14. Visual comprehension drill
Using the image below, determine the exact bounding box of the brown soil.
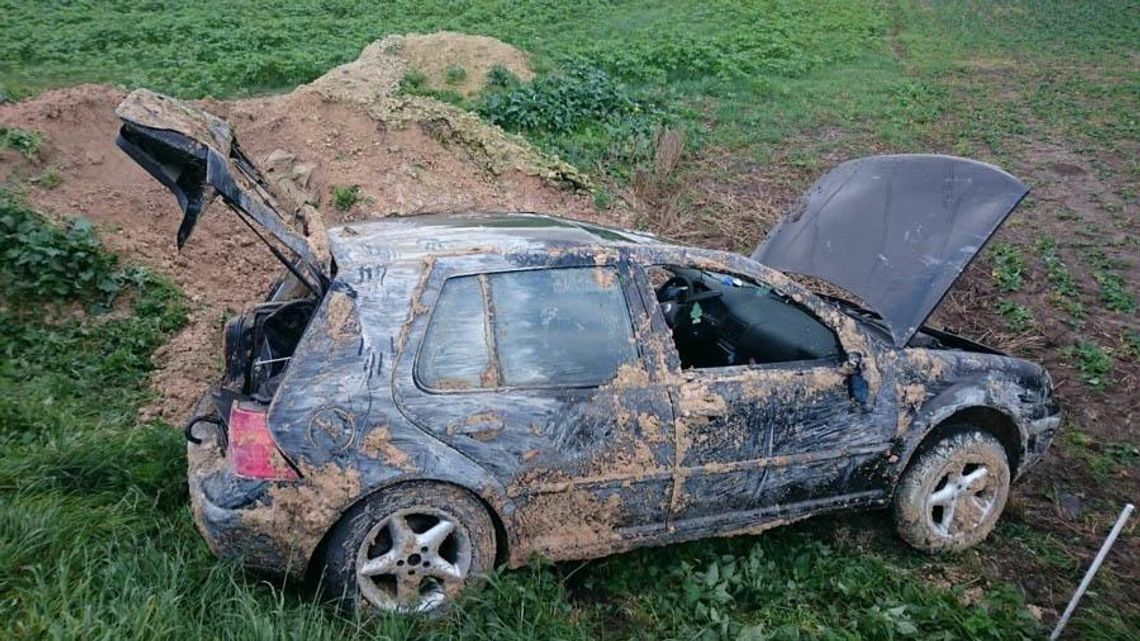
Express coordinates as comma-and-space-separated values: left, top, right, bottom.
0, 34, 616, 422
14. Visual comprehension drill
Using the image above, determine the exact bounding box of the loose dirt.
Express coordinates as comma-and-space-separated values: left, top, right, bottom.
0, 34, 619, 421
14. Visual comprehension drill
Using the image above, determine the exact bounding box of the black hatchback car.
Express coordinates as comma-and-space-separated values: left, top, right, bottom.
117, 90, 1060, 613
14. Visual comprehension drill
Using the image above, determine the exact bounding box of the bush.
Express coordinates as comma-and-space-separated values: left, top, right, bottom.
477, 62, 647, 133
0, 190, 121, 303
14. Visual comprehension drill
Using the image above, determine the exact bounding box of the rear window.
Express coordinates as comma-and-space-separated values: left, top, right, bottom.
417, 267, 637, 390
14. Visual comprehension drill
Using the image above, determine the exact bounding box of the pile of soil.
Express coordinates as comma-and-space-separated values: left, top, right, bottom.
400, 32, 535, 96
0, 33, 618, 421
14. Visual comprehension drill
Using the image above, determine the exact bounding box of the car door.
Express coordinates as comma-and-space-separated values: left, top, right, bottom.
629, 248, 895, 534
392, 251, 677, 562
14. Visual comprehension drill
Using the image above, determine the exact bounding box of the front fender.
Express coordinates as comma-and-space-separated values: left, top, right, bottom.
892, 375, 1030, 482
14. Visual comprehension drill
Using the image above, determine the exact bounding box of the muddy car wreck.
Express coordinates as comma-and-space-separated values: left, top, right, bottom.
116, 89, 1060, 614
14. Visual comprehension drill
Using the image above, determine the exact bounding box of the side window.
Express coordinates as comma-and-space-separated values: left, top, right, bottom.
417, 267, 637, 390
418, 276, 492, 389
648, 265, 842, 369
490, 267, 636, 387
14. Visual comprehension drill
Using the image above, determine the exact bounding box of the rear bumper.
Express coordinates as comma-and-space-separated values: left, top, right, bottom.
186, 424, 307, 578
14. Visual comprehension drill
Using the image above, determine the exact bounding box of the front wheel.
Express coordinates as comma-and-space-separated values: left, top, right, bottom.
893, 429, 1011, 553
317, 482, 496, 614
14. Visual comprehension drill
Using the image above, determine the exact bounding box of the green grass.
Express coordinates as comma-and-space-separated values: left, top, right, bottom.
1061, 429, 1139, 485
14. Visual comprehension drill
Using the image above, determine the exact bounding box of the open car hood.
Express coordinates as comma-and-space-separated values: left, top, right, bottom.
115, 89, 328, 292
753, 155, 1028, 347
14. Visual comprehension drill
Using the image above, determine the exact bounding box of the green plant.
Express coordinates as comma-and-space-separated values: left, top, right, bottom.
31, 168, 62, 189
331, 184, 361, 211
0, 126, 44, 158
1093, 271, 1135, 313
1036, 236, 1086, 325
486, 64, 522, 90
990, 242, 1025, 292
1081, 247, 1136, 313
401, 68, 427, 92
445, 64, 468, 85
995, 299, 1034, 332
1122, 328, 1140, 361
1066, 341, 1114, 391
476, 61, 673, 176
593, 186, 614, 211
0, 190, 121, 303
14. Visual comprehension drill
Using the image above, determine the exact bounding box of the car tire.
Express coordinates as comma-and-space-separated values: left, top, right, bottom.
892, 429, 1011, 553
316, 481, 496, 615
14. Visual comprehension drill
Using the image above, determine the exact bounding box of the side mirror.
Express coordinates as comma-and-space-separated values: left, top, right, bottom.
843, 352, 870, 407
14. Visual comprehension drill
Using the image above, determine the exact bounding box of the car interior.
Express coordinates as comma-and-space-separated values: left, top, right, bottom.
649, 265, 843, 369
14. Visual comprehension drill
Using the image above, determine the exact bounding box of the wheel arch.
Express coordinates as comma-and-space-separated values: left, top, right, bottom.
897, 405, 1025, 484
304, 475, 519, 585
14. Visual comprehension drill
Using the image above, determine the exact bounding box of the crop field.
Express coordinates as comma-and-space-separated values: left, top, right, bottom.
1, 1, 1137, 640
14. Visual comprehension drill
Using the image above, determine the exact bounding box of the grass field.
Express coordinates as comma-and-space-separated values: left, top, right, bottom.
2, 1, 1137, 639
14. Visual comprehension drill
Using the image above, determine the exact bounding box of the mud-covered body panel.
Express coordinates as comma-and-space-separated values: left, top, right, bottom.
888, 347, 1059, 480
184, 213, 1058, 578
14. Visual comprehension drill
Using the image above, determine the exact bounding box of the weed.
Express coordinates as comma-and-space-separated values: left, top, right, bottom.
1081, 248, 1136, 313
30, 168, 62, 189
989, 242, 1025, 292
401, 69, 427, 92
0, 190, 121, 303
487, 64, 522, 90
1093, 271, 1135, 313
1062, 429, 1139, 483
1122, 328, 1140, 361
1065, 341, 1114, 391
593, 186, 614, 211
1091, 442, 1139, 482
995, 299, 1034, 332
1036, 236, 1086, 324
0, 126, 44, 158
331, 184, 361, 211
476, 62, 672, 176
445, 64, 468, 85
998, 521, 1075, 572
587, 533, 1041, 639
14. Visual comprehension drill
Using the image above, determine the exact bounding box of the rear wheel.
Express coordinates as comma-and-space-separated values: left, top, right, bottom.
893, 429, 1011, 553
317, 482, 496, 614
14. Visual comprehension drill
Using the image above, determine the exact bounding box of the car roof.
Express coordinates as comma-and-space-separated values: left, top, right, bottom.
327, 212, 666, 267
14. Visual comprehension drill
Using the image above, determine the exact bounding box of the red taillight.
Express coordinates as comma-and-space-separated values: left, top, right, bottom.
228, 403, 299, 480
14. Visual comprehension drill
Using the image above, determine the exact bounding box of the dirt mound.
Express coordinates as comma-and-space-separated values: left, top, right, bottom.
300, 34, 583, 188
0, 34, 617, 422
400, 32, 534, 96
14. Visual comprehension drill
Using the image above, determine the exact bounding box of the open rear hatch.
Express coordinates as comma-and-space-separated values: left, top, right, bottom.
754, 154, 1028, 347
115, 89, 330, 294
118, 91, 333, 468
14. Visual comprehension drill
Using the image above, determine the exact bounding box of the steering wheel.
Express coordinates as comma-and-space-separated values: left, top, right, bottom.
657, 274, 722, 329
